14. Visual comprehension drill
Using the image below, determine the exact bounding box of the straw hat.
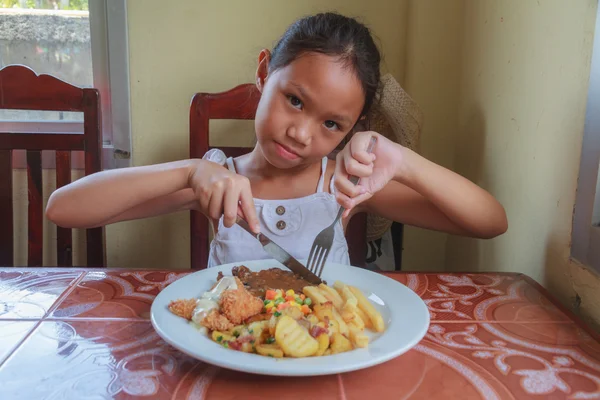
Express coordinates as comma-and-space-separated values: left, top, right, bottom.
354, 73, 424, 242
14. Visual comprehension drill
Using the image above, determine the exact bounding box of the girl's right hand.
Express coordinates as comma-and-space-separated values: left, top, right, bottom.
188, 159, 260, 233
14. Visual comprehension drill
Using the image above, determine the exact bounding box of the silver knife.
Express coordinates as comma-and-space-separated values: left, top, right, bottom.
235, 216, 323, 284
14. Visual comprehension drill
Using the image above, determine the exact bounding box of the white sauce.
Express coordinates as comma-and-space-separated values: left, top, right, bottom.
191, 276, 238, 325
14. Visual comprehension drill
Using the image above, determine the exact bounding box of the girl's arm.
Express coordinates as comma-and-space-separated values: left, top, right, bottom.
337, 133, 508, 238
46, 160, 199, 229
364, 148, 507, 238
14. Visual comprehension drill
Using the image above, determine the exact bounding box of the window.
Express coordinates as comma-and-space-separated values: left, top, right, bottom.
572, 3, 600, 271
0, 0, 131, 169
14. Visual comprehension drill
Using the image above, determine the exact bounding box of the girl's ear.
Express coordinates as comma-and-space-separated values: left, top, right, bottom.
256, 49, 271, 93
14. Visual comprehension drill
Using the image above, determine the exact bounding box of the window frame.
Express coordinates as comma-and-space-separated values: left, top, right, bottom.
572, 3, 600, 271
0, 0, 131, 170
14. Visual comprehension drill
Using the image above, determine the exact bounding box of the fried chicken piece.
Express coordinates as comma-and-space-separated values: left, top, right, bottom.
201, 308, 234, 331
219, 282, 264, 324
168, 298, 197, 320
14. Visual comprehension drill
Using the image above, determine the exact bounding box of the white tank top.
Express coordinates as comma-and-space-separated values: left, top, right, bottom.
203, 149, 350, 268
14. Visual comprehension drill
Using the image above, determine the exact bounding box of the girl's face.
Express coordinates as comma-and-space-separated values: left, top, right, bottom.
254, 51, 365, 169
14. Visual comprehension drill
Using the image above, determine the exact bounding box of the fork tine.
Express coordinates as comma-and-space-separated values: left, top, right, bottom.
316, 247, 330, 277
307, 243, 320, 273
312, 246, 325, 278
312, 246, 325, 274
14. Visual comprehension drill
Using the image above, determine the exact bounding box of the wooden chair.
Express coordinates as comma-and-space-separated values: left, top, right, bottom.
0, 65, 104, 267
189, 83, 367, 270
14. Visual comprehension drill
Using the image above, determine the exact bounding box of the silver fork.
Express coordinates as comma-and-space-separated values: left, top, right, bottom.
306, 136, 377, 277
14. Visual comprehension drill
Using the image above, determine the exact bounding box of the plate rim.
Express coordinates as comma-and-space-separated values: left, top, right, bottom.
150, 259, 430, 376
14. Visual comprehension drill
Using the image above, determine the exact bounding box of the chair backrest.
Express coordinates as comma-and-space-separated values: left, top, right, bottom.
189, 83, 367, 270
0, 65, 104, 267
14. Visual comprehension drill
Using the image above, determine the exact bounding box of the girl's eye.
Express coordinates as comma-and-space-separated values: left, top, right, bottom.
324, 120, 339, 131
288, 95, 302, 109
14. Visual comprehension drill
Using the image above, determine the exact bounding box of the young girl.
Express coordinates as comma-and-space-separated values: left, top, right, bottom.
46, 12, 507, 268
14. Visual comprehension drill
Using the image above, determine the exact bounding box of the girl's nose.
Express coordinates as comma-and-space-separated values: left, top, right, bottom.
287, 119, 312, 146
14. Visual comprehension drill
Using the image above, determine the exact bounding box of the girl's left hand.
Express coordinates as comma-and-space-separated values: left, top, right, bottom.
334, 131, 401, 216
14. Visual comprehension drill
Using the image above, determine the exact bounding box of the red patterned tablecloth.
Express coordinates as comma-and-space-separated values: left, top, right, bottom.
0, 268, 599, 399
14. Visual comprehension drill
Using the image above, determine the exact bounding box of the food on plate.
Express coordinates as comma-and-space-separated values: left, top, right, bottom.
168, 265, 385, 358
217, 265, 316, 297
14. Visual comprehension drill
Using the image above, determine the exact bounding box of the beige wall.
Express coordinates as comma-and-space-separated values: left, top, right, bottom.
400, 0, 465, 271
444, 0, 600, 329
105, 0, 410, 269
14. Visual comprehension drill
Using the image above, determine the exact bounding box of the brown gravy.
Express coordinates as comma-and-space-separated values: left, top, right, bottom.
217, 265, 316, 298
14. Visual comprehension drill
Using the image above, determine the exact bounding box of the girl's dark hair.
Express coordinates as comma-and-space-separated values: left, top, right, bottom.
269, 12, 381, 117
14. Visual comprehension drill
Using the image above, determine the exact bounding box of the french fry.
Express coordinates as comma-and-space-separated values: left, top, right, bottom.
330, 332, 353, 354
333, 281, 355, 301
336, 281, 374, 330
315, 333, 329, 356
341, 298, 358, 322
334, 282, 360, 311
303, 286, 328, 305
331, 307, 349, 336
348, 326, 369, 348
355, 307, 372, 330
313, 302, 334, 323
318, 284, 344, 309
349, 286, 385, 332
348, 310, 365, 330
256, 344, 284, 358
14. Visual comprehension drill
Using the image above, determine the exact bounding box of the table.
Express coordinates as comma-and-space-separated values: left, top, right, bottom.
1, 268, 599, 399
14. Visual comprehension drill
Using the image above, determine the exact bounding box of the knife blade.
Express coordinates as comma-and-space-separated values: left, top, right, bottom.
235, 216, 323, 285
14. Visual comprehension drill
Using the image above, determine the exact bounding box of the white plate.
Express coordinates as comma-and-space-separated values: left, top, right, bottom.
151, 259, 430, 376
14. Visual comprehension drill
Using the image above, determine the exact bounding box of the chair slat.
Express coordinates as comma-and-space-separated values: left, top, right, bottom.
0, 150, 14, 266
86, 228, 104, 267
55, 151, 72, 266
0, 132, 85, 151
27, 150, 43, 266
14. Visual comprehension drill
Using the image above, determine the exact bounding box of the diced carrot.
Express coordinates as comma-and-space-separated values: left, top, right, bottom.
285, 295, 295, 302
301, 305, 310, 314
277, 303, 290, 311
266, 290, 277, 300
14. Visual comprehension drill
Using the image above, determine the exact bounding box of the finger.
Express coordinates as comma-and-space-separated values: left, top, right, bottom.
222, 184, 239, 228
336, 192, 373, 217
239, 182, 260, 233
344, 156, 373, 178
334, 174, 367, 198
351, 149, 374, 165
335, 192, 354, 211
198, 189, 211, 216
207, 185, 225, 221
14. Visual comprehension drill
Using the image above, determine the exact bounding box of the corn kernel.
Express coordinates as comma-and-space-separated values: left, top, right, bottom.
265, 303, 274, 310
285, 289, 295, 297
